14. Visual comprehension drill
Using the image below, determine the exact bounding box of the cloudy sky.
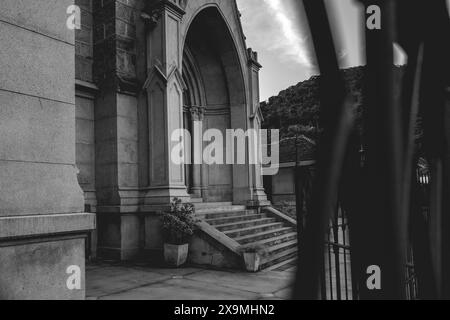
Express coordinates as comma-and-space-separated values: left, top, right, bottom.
236, 0, 365, 101
236, 0, 450, 101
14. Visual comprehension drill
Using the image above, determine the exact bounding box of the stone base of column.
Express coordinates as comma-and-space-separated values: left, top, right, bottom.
190, 187, 203, 199
248, 188, 271, 208
97, 213, 141, 261
232, 187, 252, 205
143, 212, 164, 262
0, 213, 95, 300
143, 186, 191, 210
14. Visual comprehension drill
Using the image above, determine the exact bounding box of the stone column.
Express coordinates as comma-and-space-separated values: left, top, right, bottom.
142, 0, 190, 208
93, 0, 141, 260
0, 0, 95, 299
189, 106, 206, 199
247, 49, 270, 207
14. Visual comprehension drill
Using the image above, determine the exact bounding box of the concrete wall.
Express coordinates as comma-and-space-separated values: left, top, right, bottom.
75, 0, 95, 205
74, 0, 98, 259
267, 165, 296, 217
271, 166, 296, 204
92, 0, 142, 260
76, 94, 97, 211
264, 162, 315, 218
0, 0, 95, 299
76, 0, 94, 82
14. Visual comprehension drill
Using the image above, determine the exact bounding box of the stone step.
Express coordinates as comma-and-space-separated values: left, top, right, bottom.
198, 210, 256, 220
215, 218, 278, 232
194, 202, 233, 209
197, 206, 298, 273
190, 198, 204, 204
244, 232, 298, 249
263, 256, 298, 272
261, 246, 298, 269
265, 239, 297, 256
224, 222, 285, 239
195, 204, 246, 214
205, 214, 265, 226
261, 251, 298, 271
234, 227, 294, 245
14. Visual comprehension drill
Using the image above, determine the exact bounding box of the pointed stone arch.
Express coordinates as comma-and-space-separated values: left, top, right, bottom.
181, 5, 251, 203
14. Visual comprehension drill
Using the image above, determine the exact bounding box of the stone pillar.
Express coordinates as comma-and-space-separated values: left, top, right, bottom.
93, 0, 141, 260
0, 0, 95, 299
142, 0, 190, 208
247, 49, 270, 207
189, 106, 205, 199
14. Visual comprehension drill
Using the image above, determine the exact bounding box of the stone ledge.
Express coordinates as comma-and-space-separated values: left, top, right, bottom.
263, 206, 297, 227
0, 213, 96, 240
196, 220, 241, 256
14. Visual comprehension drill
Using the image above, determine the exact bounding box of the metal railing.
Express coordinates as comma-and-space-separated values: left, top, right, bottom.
321, 206, 354, 300
293, 0, 449, 300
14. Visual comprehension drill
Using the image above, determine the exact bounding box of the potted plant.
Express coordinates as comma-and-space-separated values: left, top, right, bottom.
238, 243, 269, 272
161, 198, 196, 267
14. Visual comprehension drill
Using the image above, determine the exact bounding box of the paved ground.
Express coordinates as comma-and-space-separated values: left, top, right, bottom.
86, 261, 296, 300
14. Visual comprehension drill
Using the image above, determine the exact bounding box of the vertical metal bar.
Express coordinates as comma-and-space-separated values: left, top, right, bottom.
342, 211, 350, 300
411, 173, 436, 299
294, 0, 353, 300
429, 159, 443, 298
401, 43, 424, 298
404, 0, 450, 299
320, 248, 327, 300
401, 43, 424, 211
359, 0, 406, 299
327, 228, 334, 300
294, 136, 305, 237
333, 207, 342, 300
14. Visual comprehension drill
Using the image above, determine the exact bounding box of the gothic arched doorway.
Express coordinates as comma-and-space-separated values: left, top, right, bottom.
182, 6, 247, 203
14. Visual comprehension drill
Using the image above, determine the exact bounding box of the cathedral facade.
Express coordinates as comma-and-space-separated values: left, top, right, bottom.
0, 0, 268, 299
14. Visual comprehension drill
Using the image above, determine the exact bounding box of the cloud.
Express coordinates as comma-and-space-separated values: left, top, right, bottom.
237, 0, 313, 67
262, 0, 312, 66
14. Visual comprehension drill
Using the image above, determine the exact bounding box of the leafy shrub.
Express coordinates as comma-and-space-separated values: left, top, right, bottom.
161, 198, 197, 245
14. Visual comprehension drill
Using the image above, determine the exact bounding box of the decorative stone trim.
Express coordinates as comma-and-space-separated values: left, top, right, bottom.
189, 106, 206, 121
0, 213, 95, 240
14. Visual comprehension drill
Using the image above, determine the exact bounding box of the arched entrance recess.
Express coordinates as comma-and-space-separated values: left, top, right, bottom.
182, 7, 248, 203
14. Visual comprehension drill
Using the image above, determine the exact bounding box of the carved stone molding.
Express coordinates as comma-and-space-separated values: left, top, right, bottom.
143, 65, 187, 93
189, 106, 206, 121
142, 0, 186, 23
247, 48, 262, 69
140, 9, 163, 31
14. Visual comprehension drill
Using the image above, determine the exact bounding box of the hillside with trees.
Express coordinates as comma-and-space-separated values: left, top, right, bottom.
261, 66, 406, 162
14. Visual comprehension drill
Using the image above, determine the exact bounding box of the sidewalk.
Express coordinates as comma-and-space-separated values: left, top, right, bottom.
86, 262, 295, 300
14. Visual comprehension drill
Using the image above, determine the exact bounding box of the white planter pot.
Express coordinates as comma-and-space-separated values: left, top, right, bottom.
164, 243, 189, 267
243, 252, 260, 272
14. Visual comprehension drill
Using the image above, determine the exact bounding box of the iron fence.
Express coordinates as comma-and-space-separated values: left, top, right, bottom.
294, 0, 449, 300
317, 166, 431, 300
321, 206, 354, 300
405, 246, 419, 300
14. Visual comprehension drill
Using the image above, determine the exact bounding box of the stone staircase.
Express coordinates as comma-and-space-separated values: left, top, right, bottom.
194, 202, 298, 272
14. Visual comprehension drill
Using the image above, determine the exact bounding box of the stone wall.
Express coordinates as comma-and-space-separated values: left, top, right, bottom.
0, 0, 95, 299
69, 0, 265, 262
74, 0, 96, 208
76, 0, 95, 82
92, 0, 142, 260
264, 162, 315, 219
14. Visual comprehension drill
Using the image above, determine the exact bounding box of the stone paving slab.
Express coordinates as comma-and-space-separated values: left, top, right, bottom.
273, 286, 294, 300
96, 278, 258, 300
185, 270, 293, 294
87, 266, 173, 298
86, 263, 295, 300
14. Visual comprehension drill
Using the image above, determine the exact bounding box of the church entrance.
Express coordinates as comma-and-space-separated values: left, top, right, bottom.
181, 8, 247, 203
